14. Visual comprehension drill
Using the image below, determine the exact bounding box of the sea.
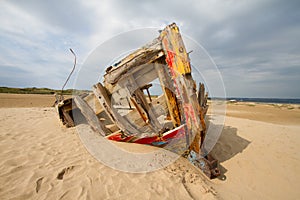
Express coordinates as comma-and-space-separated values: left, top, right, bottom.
211, 98, 300, 104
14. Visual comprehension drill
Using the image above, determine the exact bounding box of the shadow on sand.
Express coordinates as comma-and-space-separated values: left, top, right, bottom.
207, 121, 251, 180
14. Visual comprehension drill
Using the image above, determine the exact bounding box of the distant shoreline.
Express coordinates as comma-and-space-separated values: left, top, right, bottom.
1, 87, 299, 104
210, 97, 300, 104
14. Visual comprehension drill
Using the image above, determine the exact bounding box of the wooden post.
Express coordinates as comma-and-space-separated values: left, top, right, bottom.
155, 63, 182, 127
160, 23, 203, 153
140, 84, 153, 102
126, 96, 132, 109
198, 83, 205, 107
125, 76, 163, 132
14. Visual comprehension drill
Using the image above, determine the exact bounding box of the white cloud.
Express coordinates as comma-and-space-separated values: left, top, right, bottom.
0, 0, 299, 97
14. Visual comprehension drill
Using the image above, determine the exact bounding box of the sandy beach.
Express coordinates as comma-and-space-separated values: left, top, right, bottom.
0, 93, 299, 199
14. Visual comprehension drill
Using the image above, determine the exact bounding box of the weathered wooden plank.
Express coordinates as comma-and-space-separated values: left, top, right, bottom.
159, 23, 191, 76
74, 96, 109, 136
110, 39, 161, 72
203, 92, 209, 116
93, 83, 140, 135
104, 38, 163, 85
141, 84, 153, 102
129, 97, 149, 124
104, 60, 162, 95
133, 64, 157, 88
109, 63, 157, 104
150, 94, 169, 116
59, 98, 73, 112
109, 87, 131, 110
105, 124, 119, 133
160, 23, 203, 153
198, 83, 205, 107
125, 94, 169, 127
83, 93, 104, 115
155, 63, 182, 127
61, 107, 75, 127
124, 75, 163, 132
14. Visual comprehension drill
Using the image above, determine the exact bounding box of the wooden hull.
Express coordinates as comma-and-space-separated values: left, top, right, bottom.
56, 23, 219, 179
106, 124, 186, 146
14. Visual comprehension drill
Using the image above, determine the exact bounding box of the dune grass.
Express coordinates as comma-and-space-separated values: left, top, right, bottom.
0, 87, 88, 95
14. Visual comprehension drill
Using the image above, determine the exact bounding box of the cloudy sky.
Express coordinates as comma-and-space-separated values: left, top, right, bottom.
0, 0, 299, 98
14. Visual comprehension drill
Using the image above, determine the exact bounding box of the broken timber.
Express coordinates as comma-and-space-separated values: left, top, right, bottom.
56, 23, 219, 179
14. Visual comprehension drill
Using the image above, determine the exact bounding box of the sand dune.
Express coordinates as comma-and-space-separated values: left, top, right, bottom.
0, 93, 299, 199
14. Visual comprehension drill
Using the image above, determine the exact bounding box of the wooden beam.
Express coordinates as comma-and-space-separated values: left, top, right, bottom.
61, 107, 74, 127
83, 93, 104, 115
125, 94, 166, 117
129, 97, 149, 124
93, 83, 140, 135
198, 83, 205, 107
104, 39, 163, 85
74, 96, 109, 136
155, 63, 182, 127
124, 94, 169, 129
159, 23, 191, 76
124, 75, 163, 132
133, 64, 157, 90
105, 124, 119, 133
160, 23, 204, 153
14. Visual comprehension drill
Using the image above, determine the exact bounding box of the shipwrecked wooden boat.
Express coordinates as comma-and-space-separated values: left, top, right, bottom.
56, 23, 220, 178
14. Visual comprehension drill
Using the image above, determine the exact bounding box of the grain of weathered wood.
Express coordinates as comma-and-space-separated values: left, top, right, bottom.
198, 83, 205, 107
61, 107, 75, 127
105, 124, 119, 133
93, 83, 140, 135
83, 93, 104, 115
123, 95, 169, 132
160, 23, 203, 153
74, 96, 109, 136
129, 97, 149, 124
155, 63, 182, 127
104, 39, 163, 85
125, 76, 163, 132
132, 64, 157, 88
160, 23, 191, 75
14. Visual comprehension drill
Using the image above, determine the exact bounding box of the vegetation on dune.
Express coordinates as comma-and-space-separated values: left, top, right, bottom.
0, 87, 89, 95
